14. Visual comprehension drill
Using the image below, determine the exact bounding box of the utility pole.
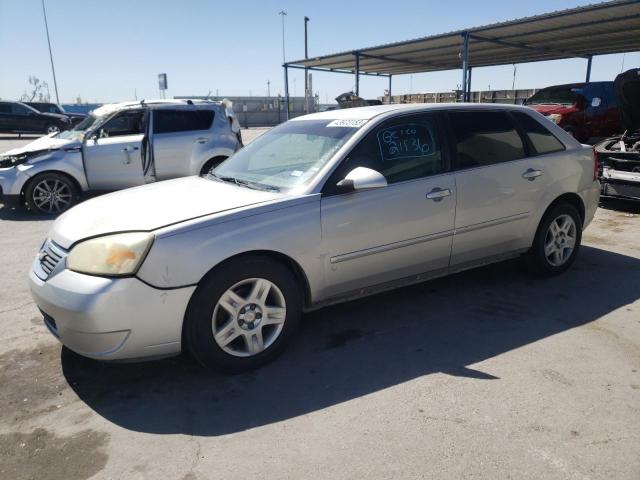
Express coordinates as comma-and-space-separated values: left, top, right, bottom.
278, 10, 287, 64
267, 80, 271, 97
41, 0, 60, 104
304, 16, 309, 113
512, 64, 517, 90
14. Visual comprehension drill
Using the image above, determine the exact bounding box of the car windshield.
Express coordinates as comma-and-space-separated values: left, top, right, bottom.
210, 118, 364, 191
526, 87, 580, 106
54, 113, 104, 140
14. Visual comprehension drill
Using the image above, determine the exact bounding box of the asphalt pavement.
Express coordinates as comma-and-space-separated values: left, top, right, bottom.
0, 132, 639, 480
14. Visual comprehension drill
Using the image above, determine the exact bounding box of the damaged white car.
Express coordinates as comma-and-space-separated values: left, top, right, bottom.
596, 68, 640, 201
0, 99, 242, 214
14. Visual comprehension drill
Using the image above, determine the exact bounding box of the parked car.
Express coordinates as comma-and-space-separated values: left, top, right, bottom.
29, 103, 599, 371
0, 99, 242, 214
0, 100, 71, 135
25, 102, 88, 127
524, 81, 620, 142
595, 68, 640, 201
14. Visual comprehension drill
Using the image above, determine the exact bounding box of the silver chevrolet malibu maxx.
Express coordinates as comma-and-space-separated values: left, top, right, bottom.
29, 104, 600, 371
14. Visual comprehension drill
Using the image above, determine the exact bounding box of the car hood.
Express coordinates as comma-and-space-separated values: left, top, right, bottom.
41, 112, 68, 121
615, 68, 640, 132
50, 176, 284, 249
1, 135, 76, 157
528, 104, 577, 115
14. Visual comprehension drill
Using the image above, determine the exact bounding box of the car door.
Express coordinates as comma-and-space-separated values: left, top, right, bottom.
448, 110, 553, 267
151, 108, 215, 179
82, 110, 145, 190
320, 112, 456, 298
10, 103, 36, 132
0, 103, 12, 132
582, 83, 607, 138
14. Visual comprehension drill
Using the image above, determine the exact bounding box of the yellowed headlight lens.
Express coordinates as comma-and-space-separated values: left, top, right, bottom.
67, 232, 154, 276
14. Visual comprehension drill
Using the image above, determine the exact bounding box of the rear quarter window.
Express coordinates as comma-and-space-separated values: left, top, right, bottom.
154, 109, 214, 134
513, 112, 565, 155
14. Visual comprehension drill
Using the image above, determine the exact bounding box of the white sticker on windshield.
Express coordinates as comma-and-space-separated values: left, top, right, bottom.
290, 170, 303, 177
326, 119, 368, 128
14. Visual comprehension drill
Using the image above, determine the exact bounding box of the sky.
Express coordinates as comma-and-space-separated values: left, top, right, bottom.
1, 0, 638, 104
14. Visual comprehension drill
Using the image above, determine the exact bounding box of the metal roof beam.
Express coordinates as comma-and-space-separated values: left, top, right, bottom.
359, 52, 448, 70
469, 33, 589, 59
284, 63, 390, 77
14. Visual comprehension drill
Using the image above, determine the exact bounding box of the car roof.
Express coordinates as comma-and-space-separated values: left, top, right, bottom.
293, 102, 535, 121
92, 99, 221, 117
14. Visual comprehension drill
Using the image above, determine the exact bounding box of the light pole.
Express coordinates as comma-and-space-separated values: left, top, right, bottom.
41, 0, 60, 104
304, 16, 309, 112
279, 10, 289, 119
278, 10, 287, 64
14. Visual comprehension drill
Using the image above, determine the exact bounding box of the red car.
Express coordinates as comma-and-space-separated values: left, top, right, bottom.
524, 81, 620, 143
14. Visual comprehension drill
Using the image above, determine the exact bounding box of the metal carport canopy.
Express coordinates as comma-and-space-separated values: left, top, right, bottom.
285, 0, 640, 87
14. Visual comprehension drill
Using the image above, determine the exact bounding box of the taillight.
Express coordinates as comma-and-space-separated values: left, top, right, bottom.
592, 146, 599, 181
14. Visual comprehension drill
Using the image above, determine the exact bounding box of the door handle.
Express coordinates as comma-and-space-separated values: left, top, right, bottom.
195, 137, 208, 144
426, 187, 452, 201
121, 146, 138, 165
522, 168, 543, 181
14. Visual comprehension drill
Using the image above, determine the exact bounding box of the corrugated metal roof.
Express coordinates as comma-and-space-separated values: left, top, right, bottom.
287, 0, 640, 76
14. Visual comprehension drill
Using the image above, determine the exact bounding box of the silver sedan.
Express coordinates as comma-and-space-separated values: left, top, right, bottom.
29, 103, 600, 371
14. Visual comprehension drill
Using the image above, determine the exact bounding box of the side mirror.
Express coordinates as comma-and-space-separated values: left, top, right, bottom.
591, 97, 602, 107
336, 167, 387, 193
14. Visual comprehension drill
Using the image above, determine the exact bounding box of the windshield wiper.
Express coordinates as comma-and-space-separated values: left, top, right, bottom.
210, 173, 279, 192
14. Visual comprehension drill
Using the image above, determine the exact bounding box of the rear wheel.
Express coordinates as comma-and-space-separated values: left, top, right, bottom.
185, 255, 302, 371
46, 124, 60, 135
24, 172, 77, 215
525, 203, 582, 275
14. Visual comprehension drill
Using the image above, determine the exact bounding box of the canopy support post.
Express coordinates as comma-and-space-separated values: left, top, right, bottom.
354, 52, 360, 96
585, 55, 593, 82
467, 67, 473, 101
461, 32, 469, 102
283, 64, 290, 121
388, 75, 392, 104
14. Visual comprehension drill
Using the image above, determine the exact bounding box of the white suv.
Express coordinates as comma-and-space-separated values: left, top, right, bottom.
0, 99, 242, 214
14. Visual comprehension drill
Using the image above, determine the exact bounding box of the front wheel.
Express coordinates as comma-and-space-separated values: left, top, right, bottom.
525, 203, 582, 275
24, 173, 77, 215
185, 255, 302, 371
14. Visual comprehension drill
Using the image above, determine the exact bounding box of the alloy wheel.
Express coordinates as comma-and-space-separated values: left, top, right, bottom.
212, 277, 287, 357
544, 214, 577, 267
47, 125, 60, 134
32, 179, 72, 213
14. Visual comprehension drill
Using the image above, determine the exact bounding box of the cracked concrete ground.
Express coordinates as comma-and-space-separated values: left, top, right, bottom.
1, 134, 639, 479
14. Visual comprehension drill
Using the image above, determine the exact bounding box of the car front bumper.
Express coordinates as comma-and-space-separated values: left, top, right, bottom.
29, 264, 196, 361
0, 167, 29, 205
601, 168, 640, 201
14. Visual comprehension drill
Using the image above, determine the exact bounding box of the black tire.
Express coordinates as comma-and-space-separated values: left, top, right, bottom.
525, 203, 582, 276
24, 172, 78, 215
199, 156, 227, 176
45, 124, 61, 135
185, 255, 302, 372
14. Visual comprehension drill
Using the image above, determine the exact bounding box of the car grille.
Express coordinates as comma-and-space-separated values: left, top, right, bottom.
38, 239, 67, 279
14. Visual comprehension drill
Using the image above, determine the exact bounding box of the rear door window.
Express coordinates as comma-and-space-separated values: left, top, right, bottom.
153, 109, 214, 134
449, 111, 525, 168
513, 112, 565, 155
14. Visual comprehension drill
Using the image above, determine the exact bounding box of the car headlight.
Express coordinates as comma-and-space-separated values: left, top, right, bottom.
67, 232, 154, 276
547, 114, 562, 124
